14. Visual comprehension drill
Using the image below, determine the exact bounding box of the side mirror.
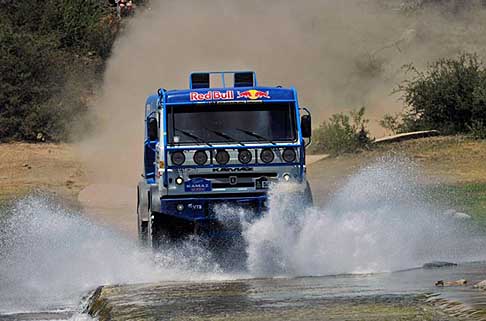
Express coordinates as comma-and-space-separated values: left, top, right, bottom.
148, 118, 158, 141
301, 114, 312, 138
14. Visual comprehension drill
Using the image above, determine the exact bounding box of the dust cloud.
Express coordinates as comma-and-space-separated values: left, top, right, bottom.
79, 0, 486, 186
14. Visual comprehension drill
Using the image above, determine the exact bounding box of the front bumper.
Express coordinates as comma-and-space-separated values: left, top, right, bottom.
159, 194, 267, 222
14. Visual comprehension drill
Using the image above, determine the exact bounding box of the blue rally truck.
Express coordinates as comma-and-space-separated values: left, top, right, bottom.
137, 71, 312, 247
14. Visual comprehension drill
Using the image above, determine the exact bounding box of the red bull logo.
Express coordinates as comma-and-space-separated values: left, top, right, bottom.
190, 90, 234, 101
237, 90, 270, 100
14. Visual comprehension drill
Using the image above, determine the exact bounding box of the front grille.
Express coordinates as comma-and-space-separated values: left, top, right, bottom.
162, 192, 266, 199
189, 172, 276, 189
208, 200, 262, 217
212, 182, 255, 189
189, 172, 277, 179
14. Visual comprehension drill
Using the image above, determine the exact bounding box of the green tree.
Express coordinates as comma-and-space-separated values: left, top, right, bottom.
0, 0, 118, 142
398, 53, 486, 135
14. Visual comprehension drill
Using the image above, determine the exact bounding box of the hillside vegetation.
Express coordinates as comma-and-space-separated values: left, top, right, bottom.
0, 0, 119, 142
311, 53, 486, 156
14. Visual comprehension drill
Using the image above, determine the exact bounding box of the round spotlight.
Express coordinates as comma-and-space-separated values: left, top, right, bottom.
215, 150, 230, 165
193, 150, 208, 165
238, 149, 252, 164
283, 173, 291, 182
171, 151, 185, 166
176, 204, 185, 212
282, 148, 297, 163
260, 149, 275, 164
175, 177, 184, 185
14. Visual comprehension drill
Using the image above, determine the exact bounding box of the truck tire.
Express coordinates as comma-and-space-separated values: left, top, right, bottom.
137, 188, 149, 246
137, 210, 148, 246
149, 212, 196, 248
148, 211, 164, 248
303, 180, 313, 207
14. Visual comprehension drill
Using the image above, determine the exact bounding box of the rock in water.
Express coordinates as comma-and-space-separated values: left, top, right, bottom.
435, 279, 467, 287
454, 212, 471, 220
423, 261, 458, 269
473, 280, 486, 290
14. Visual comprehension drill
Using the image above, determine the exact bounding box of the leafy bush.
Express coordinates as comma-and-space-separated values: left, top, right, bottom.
312, 107, 372, 156
396, 53, 486, 136
379, 113, 402, 135
0, 0, 118, 142
468, 120, 486, 139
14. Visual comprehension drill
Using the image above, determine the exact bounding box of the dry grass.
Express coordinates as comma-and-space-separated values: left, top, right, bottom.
0, 143, 88, 202
309, 136, 486, 187
372, 136, 486, 184
307, 135, 486, 224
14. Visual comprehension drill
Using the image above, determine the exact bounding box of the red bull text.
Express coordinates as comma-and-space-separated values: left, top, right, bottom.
190, 90, 234, 101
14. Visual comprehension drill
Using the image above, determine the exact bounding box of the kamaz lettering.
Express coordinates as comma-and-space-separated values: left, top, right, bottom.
212, 167, 254, 172
138, 71, 313, 248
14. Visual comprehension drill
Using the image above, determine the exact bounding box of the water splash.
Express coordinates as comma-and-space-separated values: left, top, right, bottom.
243, 157, 486, 277
0, 196, 225, 315
2, 157, 486, 317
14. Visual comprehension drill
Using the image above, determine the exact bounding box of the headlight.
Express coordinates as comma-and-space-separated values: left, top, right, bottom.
171, 151, 185, 166
260, 149, 275, 164
215, 150, 230, 165
238, 149, 252, 164
175, 177, 184, 185
193, 150, 208, 165
282, 148, 297, 163
282, 173, 291, 181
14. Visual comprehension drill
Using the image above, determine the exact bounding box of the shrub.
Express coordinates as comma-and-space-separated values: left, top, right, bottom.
379, 113, 402, 135
397, 53, 486, 135
312, 107, 372, 156
468, 120, 486, 139
0, 0, 118, 142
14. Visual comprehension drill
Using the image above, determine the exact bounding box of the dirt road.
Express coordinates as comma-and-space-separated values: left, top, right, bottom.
0, 143, 87, 202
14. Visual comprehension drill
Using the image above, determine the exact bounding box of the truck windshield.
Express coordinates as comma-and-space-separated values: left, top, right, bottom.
168, 103, 297, 145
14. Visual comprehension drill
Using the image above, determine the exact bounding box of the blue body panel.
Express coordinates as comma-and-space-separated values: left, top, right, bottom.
165, 87, 295, 105
142, 71, 307, 225
160, 194, 266, 221
143, 94, 159, 184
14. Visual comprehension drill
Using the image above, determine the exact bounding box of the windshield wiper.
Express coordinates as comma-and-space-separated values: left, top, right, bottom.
175, 129, 213, 147
205, 129, 245, 146
236, 128, 275, 145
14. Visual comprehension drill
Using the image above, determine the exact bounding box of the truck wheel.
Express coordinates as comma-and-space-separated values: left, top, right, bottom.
137, 189, 148, 246
148, 212, 176, 248
137, 216, 148, 246
304, 180, 313, 207
149, 213, 194, 248
148, 211, 162, 248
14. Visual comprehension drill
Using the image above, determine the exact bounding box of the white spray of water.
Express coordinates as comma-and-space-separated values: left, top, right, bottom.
0, 196, 228, 315
1, 158, 486, 317
243, 158, 486, 277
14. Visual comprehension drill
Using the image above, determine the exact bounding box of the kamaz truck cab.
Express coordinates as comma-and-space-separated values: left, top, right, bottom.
137, 71, 312, 247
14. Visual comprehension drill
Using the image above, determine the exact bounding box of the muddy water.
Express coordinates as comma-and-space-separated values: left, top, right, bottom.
1, 159, 486, 320
87, 263, 486, 321
2, 263, 486, 320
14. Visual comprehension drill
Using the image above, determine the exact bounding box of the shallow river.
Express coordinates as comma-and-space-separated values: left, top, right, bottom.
1, 160, 486, 320
2, 263, 486, 320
